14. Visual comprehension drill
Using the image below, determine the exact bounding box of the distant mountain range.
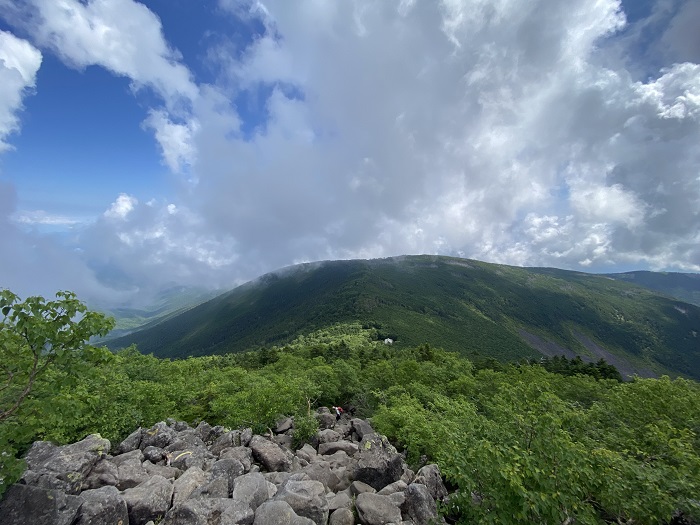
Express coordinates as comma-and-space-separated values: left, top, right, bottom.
106, 256, 700, 380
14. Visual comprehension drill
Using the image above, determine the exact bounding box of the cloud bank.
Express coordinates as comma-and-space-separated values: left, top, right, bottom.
1, 0, 700, 305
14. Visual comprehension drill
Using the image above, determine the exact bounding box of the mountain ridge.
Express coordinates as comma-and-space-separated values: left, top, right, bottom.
108, 255, 700, 380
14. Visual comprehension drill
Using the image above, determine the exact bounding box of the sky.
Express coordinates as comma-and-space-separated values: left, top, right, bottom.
1, 0, 700, 308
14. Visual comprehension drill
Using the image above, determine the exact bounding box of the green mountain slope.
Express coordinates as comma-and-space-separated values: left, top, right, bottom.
606, 270, 700, 307
108, 256, 700, 379
96, 286, 220, 339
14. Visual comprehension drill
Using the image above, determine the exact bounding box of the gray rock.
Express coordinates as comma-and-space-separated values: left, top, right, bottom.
122, 474, 174, 525
276, 417, 294, 434
414, 464, 448, 500
76, 485, 128, 525
114, 456, 150, 490
110, 448, 144, 466
142, 460, 181, 480
163, 497, 254, 525
273, 433, 294, 450
172, 466, 208, 505
350, 480, 376, 496
220, 446, 254, 471
195, 421, 214, 442
296, 444, 317, 463
377, 480, 408, 495
249, 435, 292, 472
117, 428, 143, 453
274, 479, 328, 525
210, 458, 245, 494
316, 429, 341, 444
169, 446, 216, 471
141, 422, 178, 450
143, 445, 167, 463
188, 475, 229, 499
328, 491, 353, 511
318, 440, 359, 456
301, 462, 341, 492
232, 472, 271, 511
352, 434, 403, 490
316, 412, 336, 430
253, 500, 316, 525
355, 493, 402, 525
402, 482, 441, 524
322, 450, 353, 469
241, 428, 254, 447
211, 430, 241, 456
329, 507, 355, 525
21, 434, 110, 494
351, 419, 374, 441
82, 458, 119, 489
0, 484, 82, 525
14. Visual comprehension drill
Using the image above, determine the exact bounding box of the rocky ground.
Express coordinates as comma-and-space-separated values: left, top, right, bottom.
0, 407, 449, 524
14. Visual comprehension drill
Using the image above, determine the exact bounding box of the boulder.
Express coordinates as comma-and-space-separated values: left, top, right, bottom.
113, 455, 150, 490
82, 458, 119, 489
249, 435, 292, 472
318, 440, 359, 456
220, 446, 254, 471
301, 462, 341, 492
329, 507, 355, 525
355, 493, 402, 525
274, 479, 329, 525
172, 466, 208, 505
117, 428, 143, 453
232, 472, 272, 511
210, 458, 245, 495
241, 428, 254, 447
163, 497, 255, 525
143, 446, 168, 464
402, 482, 441, 524
328, 491, 353, 511
188, 475, 229, 499
21, 434, 109, 494
143, 460, 181, 480
122, 474, 174, 525
253, 500, 316, 525
76, 485, 129, 525
350, 419, 374, 441
276, 417, 294, 434
316, 412, 336, 430
352, 434, 403, 490
0, 484, 82, 525
377, 479, 408, 495
350, 480, 376, 496
211, 431, 241, 456
414, 464, 448, 500
316, 429, 341, 444
141, 422, 178, 450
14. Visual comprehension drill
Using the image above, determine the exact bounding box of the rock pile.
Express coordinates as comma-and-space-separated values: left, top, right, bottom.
0, 408, 448, 524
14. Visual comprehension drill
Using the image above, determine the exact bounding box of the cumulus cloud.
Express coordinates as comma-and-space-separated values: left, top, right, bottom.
1, 0, 199, 170
3, 0, 700, 303
0, 30, 41, 151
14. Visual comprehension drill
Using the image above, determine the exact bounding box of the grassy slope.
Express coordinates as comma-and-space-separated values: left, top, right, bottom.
108, 256, 700, 379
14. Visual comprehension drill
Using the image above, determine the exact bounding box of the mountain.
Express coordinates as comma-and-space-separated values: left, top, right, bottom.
606, 271, 700, 307
108, 256, 700, 380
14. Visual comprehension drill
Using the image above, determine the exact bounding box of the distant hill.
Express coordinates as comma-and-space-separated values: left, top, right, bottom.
108, 256, 700, 380
606, 271, 700, 307
96, 286, 220, 340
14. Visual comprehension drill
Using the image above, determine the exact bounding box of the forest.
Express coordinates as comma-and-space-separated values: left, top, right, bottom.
1, 290, 700, 524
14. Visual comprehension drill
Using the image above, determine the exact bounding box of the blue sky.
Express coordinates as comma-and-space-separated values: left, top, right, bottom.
1, 0, 699, 307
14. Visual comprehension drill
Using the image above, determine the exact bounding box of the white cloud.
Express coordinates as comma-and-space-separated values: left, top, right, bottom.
4, 0, 700, 303
1, 0, 199, 169
0, 30, 42, 151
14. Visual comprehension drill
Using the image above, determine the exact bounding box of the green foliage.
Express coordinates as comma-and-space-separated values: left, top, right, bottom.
2, 288, 700, 523
292, 413, 319, 449
107, 256, 700, 381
